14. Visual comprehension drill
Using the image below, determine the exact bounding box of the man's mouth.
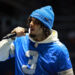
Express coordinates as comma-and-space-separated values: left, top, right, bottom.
30, 28, 34, 32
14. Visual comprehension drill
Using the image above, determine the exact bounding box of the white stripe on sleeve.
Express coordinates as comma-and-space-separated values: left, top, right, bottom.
0, 39, 13, 61
58, 68, 74, 75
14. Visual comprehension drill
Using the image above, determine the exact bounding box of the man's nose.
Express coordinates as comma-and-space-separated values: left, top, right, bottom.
30, 21, 34, 27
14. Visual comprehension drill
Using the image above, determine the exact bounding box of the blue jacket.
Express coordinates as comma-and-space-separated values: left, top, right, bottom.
13, 30, 72, 75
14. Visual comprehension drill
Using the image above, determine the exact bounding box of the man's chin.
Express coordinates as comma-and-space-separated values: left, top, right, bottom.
29, 34, 36, 38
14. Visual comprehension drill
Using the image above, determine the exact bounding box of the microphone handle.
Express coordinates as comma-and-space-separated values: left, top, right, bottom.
3, 33, 17, 39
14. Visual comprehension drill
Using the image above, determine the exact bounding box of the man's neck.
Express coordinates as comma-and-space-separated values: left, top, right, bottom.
32, 34, 47, 42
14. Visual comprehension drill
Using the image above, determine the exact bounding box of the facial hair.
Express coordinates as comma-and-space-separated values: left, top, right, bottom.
29, 34, 36, 38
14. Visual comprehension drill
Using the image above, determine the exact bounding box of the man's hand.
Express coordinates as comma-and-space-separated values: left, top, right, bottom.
11, 26, 26, 37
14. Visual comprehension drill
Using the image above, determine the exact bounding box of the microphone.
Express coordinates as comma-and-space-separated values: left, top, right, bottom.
2, 28, 28, 39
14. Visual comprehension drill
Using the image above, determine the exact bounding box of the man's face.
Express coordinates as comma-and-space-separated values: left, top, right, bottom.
29, 18, 43, 37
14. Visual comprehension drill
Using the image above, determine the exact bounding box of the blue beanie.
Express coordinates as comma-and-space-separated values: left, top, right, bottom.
30, 5, 54, 29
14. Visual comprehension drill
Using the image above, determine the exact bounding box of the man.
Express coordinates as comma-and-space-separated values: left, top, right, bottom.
0, 6, 74, 75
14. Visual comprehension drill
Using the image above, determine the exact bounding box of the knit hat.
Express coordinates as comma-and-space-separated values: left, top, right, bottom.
30, 5, 54, 29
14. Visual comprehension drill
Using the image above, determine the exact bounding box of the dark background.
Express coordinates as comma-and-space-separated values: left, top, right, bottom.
0, 0, 75, 75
